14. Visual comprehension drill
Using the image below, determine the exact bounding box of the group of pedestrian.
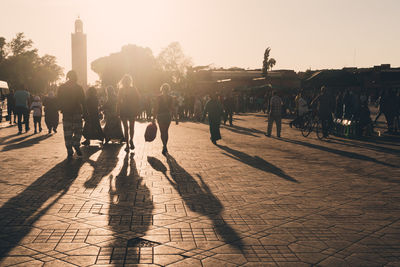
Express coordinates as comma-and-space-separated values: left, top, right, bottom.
286, 86, 400, 137
4, 70, 398, 160
5, 87, 59, 135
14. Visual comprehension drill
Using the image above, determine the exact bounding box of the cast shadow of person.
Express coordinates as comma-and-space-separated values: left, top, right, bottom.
147, 155, 244, 252
0, 146, 99, 260
2, 134, 52, 151
274, 137, 399, 169
107, 153, 153, 265
83, 144, 122, 189
217, 145, 299, 183
220, 124, 260, 138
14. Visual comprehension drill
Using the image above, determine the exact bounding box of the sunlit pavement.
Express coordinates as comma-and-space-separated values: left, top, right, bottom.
0, 114, 399, 267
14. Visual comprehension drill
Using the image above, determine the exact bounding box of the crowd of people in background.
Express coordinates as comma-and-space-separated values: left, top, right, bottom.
1, 70, 400, 158
289, 87, 400, 137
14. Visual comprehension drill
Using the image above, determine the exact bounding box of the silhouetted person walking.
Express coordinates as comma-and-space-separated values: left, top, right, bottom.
14, 85, 31, 134
117, 74, 141, 152
266, 91, 282, 137
223, 93, 234, 126
203, 93, 224, 145
311, 86, 334, 137
30, 96, 43, 134
153, 83, 174, 155
43, 91, 59, 134
103, 86, 123, 144
57, 70, 87, 159
82, 87, 104, 146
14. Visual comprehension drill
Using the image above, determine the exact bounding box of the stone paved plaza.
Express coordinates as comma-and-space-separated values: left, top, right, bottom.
0, 114, 399, 266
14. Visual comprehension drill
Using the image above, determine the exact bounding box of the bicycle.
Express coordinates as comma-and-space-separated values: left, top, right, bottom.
300, 111, 330, 140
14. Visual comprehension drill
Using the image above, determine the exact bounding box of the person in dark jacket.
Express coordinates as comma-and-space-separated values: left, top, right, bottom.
103, 86, 124, 144
223, 93, 235, 126
311, 86, 334, 137
153, 83, 174, 155
82, 87, 104, 146
57, 70, 87, 159
6, 89, 16, 124
203, 93, 224, 145
381, 89, 397, 133
43, 91, 59, 134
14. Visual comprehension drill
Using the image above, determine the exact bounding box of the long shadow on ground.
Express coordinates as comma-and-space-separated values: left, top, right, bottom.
220, 124, 264, 138
107, 153, 153, 264
2, 134, 51, 151
217, 144, 299, 183
0, 133, 34, 146
0, 147, 99, 260
84, 144, 122, 188
0, 132, 20, 144
148, 155, 244, 251
275, 137, 399, 169
325, 137, 400, 156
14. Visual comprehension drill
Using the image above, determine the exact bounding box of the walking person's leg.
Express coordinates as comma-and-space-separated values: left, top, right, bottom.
121, 119, 129, 151
23, 108, 30, 132
16, 107, 23, 133
7, 106, 11, 123
33, 117, 38, 133
71, 114, 83, 156
63, 116, 74, 157
276, 116, 282, 137
38, 116, 42, 132
266, 114, 274, 136
129, 119, 135, 150
209, 120, 221, 144
229, 111, 233, 126
159, 122, 171, 154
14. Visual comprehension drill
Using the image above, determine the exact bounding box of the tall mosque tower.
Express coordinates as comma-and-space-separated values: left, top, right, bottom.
71, 17, 87, 88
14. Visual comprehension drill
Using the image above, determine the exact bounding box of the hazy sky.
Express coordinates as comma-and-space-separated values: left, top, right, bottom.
2, 0, 399, 83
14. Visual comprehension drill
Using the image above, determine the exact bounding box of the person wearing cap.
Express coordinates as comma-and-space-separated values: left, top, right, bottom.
57, 70, 87, 159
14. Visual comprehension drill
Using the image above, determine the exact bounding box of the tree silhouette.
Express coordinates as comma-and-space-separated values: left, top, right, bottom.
262, 47, 276, 77
91, 44, 162, 92
157, 42, 192, 89
0, 33, 63, 94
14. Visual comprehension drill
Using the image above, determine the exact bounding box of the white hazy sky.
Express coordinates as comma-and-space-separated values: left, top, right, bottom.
2, 0, 400, 83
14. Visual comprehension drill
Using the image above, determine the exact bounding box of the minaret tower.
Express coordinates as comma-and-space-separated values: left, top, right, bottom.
71, 17, 87, 88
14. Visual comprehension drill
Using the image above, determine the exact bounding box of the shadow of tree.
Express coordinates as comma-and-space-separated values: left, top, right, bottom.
0, 147, 99, 259
217, 145, 299, 183
147, 155, 244, 251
